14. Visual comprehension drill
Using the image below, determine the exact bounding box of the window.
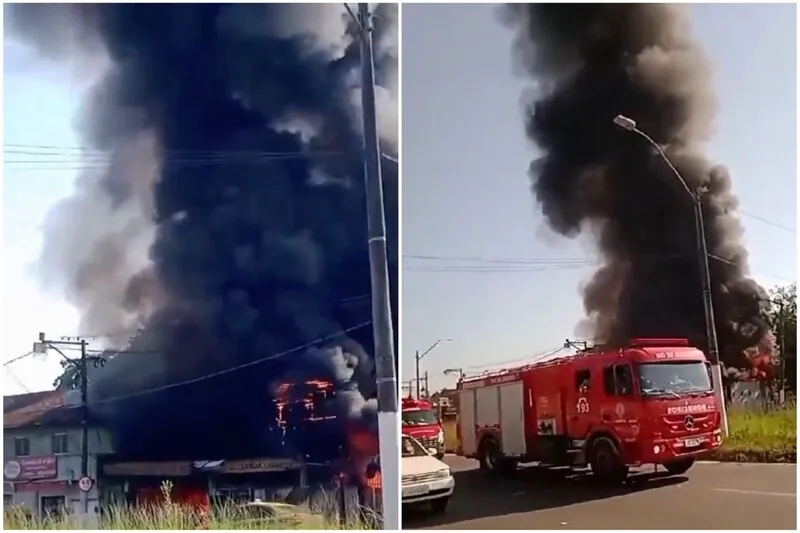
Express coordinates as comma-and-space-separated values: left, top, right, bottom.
603, 365, 634, 397
52, 433, 69, 454
575, 369, 591, 392
41, 496, 66, 518
402, 409, 438, 426
614, 365, 634, 396
14, 437, 30, 457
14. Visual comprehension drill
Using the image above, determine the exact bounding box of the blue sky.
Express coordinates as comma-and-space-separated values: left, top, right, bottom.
402, 4, 797, 393
3, 4, 797, 398
3, 41, 88, 394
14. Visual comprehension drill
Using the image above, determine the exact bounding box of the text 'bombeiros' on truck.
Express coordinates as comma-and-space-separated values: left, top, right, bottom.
455, 338, 723, 483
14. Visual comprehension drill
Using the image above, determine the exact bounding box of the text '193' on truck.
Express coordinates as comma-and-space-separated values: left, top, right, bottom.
455, 338, 723, 483
402, 398, 446, 459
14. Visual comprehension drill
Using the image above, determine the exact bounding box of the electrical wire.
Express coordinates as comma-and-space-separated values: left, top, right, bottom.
57, 294, 373, 342
3, 351, 35, 367
464, 345, 567, 373
404, 253, 795, 283
5, 367, 31, 393
92, 320, 372, 405
3, 145, 398, 171
4, 321, 372, 416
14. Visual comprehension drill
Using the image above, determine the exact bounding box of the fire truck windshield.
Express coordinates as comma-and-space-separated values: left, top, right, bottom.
637, 361, 712, 397
402, 409, 438, 426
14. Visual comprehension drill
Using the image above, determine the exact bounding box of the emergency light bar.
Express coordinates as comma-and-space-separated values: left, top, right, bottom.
629, 338, 690, 347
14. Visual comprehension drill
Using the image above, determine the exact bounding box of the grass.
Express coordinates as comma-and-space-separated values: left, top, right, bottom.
4, 482, 380, 530
706, 403, 797, 463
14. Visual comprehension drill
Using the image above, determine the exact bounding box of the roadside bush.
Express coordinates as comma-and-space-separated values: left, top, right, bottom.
706, 402, 797, 463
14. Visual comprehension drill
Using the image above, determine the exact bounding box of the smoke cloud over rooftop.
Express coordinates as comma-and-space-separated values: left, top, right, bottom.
501, 4, 769, 367
7, 3, 397, 460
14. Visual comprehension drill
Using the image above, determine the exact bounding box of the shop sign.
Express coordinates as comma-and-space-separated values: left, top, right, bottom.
222, 458, 302, 474
4, 457, 57, 481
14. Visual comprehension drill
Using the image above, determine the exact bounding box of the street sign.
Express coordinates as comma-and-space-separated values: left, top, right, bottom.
78, 476, 93, 492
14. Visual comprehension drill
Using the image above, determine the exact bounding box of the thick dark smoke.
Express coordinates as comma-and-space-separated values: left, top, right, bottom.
502, 5, 769, 368
7, 3, 397, 461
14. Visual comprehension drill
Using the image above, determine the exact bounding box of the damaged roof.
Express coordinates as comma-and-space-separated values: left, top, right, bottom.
3, 390, 85, 429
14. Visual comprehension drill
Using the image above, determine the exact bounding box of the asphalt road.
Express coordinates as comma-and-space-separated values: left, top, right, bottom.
403, 455, 797, 530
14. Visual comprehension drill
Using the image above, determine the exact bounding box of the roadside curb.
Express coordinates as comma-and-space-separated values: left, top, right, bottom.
698, 460, 796, 466
702, 449, 797, 464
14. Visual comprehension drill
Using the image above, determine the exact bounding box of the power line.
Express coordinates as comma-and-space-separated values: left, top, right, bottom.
5, 367, 31, 393
92, 321, 372, 406
464, 345, 566, 373
404, 253, 795, 284
4, 145, 399, 171
739, 210, 796, 235
3, 351, 35, 367
5, 321, 372, 416
58, 294, 373, 341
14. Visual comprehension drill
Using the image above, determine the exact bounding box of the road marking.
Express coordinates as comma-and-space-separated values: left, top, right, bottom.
698, 461, 795, 466
713, 488, 796, 498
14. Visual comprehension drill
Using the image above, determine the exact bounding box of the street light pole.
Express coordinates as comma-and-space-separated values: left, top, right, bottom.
354, 3, 398, 529
443, 368, 465, 383
613, 114, 729, 437
415, 338, 453, 398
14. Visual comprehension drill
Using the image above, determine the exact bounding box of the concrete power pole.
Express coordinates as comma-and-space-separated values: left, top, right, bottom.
355, 3, 398, 529
34, 334, 103, 518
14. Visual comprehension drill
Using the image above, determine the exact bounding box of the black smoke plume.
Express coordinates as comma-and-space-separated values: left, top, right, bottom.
6, 3, 397, 461
502, 4, 769, 367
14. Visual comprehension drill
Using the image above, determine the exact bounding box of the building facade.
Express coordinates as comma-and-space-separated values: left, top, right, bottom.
3, 390, 114, 520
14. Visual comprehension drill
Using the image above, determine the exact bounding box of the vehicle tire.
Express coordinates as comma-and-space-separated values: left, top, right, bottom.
479, 438, 501, 472
430, 497, 449, 514
589, 438, 628, 484
663, 457, 695, 475
436, 451, 445, 460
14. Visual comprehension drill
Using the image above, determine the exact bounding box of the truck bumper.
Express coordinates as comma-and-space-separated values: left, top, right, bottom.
639, 430, 723, 463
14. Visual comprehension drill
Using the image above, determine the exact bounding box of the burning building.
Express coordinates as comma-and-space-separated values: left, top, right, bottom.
501, 4, 773, 369
6, 3, 397, 465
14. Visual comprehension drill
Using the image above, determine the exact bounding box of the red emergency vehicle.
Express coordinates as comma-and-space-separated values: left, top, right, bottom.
402, 397, 445, 459
456, 338, 723, 483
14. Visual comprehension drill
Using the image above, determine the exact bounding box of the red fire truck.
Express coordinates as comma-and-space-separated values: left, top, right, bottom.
402, 397, 445, 459
456, 338, 723, 483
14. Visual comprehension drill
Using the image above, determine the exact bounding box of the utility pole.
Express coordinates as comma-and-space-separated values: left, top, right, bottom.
777, 300, 786, 404
34, 333, 104, 518
415, 338, 453, 398
354, 3, 398, 529
415, 350, 420, 398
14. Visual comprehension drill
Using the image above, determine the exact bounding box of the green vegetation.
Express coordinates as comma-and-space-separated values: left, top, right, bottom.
707, 403, 797, 463
4, 483, 378, 530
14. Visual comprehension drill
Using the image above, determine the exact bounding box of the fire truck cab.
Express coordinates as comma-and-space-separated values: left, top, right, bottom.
456, 339, 723, 483
402, 398, 445, 459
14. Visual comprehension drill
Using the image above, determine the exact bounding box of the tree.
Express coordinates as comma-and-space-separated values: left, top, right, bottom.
765, 283, 796, 392
52, 358, 81, 391
765, 283, 797, 357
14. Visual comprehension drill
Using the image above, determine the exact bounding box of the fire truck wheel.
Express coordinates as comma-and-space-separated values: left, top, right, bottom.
479, 438, 517, 474
589, 438, 628, 484
430, 497, 449, 514
663, 458, 695, 475
479, 437, 500, 471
